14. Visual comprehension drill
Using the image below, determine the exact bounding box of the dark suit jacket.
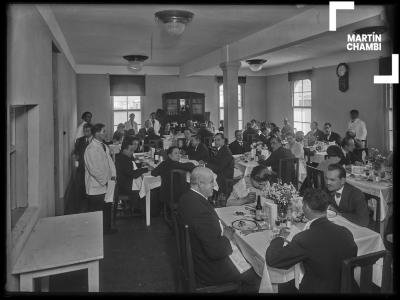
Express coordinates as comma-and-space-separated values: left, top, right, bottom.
314, 129, 325, 141
266, 217, 357, 293
188, 143, 210, 162
151, 158, 195, 205
327, 183, 369, 227
181, 138, 193, 154
324, 131, 341, 145
243, 128, 258, 143
340, 150, 362, 165
74, 136, 91, 173
259, 146, 295, 175
229, 140, 251, 155
206, 145, 234, 192
115, 153, 148, 194
178, 189, 238, 285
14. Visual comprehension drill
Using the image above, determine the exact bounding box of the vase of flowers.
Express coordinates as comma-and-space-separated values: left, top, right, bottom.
368, 148, 387, 171
266, 182, 298, 219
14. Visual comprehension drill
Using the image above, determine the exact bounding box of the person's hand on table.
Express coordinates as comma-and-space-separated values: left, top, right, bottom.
223, 226, 235, 240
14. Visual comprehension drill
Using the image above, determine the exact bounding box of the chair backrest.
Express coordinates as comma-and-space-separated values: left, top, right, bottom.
175, 212, 197, 292
245, 133, 258, 144
170, 169, 190, 209
341, 250, 392, 293
278, 157, 299, 187
305, 164, 325, 189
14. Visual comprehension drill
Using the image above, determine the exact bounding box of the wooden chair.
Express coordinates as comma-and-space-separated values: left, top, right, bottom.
365, 194, 381, 234
173, 212, 240, 293
341, 250, 392, 293
306, 165, 325, 189
278, 157, 299, 188
164, 169, 189, 226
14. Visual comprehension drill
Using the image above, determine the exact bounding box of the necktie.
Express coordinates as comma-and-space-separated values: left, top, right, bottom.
335, 192, 341, 198
152, 120, 155, 127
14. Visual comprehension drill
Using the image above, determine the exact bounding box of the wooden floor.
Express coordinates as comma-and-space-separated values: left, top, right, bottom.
49, 214, 178, 293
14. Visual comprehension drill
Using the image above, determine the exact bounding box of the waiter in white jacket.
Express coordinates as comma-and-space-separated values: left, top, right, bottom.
84, 123, 117, 234
75, 111, 92, 141
348, 109, 367, 147
146, 112, 161, 135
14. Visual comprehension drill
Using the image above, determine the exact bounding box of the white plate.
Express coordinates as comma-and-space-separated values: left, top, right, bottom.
232, 219, 259, 231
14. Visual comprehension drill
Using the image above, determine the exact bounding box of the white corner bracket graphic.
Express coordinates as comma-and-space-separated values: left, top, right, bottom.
374, 54, 399, 84
329, 1, 355, 31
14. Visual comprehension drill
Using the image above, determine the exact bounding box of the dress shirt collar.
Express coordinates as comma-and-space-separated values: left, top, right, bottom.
333, 185, 344, 206
190, 188, 208, 201
303, 216, 320, 231
217, 146, 221, 151
341, 147, 347, 156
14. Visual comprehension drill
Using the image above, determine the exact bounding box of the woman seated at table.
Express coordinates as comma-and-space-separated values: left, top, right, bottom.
151, 146, 196, 208
226, 165, 271, 206
317, 145, 343, 175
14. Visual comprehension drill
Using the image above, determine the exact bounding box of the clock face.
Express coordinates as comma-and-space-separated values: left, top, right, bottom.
337, 64, 348, 77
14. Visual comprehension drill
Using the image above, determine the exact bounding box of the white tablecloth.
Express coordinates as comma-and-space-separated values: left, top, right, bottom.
215, 205, 385, 293
235, 160, 259, 177
310, 151, 327, 164
346, 176, 392, 222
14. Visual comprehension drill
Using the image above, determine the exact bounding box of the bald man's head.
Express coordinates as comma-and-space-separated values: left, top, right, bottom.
190, 167, 214, 198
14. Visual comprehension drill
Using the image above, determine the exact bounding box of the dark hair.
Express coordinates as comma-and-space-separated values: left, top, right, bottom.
250, 165, 271, 182
270, 123, 277, 128
81, 111, 92, 119
326, 145, 343, 158
302, 188, 330, 212
83, 123, 93, 130
327, 163, 346, 179
312, 121, 318, 127
126, 129, 135, 136
193, 134, 201, 141
121, 135, 139, 151
270, 135, 281, 144
286, 132, 295, 138
234, 130, 242, 136
91, 123, 105, 135
341, 136, 354, 148
215, 133, 224, 140
350, 109, 359, 116
324, 122, 332, 128
167, 146, 179, 156
129, 113, 135, 118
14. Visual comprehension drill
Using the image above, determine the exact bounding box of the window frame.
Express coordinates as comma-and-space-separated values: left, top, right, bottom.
218, 83, 244, 130
385, 83, 393, 152
112, 96, 142, 132
292, 79, 312, 134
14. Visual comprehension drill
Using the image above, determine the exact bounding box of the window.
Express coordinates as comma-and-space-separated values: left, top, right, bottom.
112, 96, 141, 132
386, 84, 393, 152
292, 79, 312, 133
219, 84, 244, 130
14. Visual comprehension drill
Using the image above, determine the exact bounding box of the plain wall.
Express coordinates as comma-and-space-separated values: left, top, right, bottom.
7, 4, 78, 290
265, 59, 386, 150
77, 74, 269, 139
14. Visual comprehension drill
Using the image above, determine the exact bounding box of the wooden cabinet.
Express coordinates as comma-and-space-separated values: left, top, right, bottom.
162, 91, 206, 123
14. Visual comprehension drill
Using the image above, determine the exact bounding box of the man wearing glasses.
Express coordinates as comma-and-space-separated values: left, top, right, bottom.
323, 122, 341, 145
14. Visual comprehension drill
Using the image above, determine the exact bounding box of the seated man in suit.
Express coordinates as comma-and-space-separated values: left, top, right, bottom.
265, 188, 357, 293
188, 134, 209, 162
243, 122, 258, 144
181, 128, 193, 154
178, 167, 260, 292
229, 130, 251, 155
325, 163, 369, 227
304, 121, 325, 146
323, 122, 341, 145
340, 136, 363, 166
259, 135, 295, 183
115, 136, 149, 214
205, 133, 234, 195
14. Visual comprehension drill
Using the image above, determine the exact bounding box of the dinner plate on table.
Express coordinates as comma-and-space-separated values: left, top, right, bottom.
327, 209, 337, 218
232, 219, 259, 231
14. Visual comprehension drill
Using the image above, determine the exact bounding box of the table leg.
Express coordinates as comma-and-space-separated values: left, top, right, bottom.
146, 190, 151, 226
19, 274, 34, 292
87, 261, 99, 292
40, 276, 49, 292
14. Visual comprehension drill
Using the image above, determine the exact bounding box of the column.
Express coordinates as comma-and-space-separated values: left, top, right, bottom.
220, 61, 241, 143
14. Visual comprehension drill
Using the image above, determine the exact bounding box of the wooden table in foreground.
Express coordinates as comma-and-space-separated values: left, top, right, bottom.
12, 212, 103, 292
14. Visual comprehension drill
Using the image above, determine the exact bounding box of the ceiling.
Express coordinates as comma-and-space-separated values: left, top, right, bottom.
51, 4, 310, 66
47, 4, 388, 75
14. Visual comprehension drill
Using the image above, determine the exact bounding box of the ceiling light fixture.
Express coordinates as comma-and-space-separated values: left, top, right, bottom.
123, 55, 148, 72
155, 10, 194, 36
246, 59, 267, 72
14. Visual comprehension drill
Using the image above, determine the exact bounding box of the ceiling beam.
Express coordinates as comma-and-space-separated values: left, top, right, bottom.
36, 4, 77, 72
180, 5, 384, 77
75, 64, 179, 75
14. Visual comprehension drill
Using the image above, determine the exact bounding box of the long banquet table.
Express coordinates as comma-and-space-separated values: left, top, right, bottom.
215, 202, 385, 293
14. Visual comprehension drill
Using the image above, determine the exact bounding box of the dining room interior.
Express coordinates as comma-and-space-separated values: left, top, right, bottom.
5, 2, 396, 294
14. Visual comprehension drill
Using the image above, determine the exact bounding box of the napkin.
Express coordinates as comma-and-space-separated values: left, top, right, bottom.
104, 180, 116, 203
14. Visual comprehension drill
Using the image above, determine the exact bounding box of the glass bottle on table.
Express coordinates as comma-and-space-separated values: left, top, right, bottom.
255, 195, 263, 221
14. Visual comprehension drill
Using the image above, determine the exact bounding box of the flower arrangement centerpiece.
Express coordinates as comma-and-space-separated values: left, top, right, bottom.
266, 182, 299, 217
367, 148, 387, 171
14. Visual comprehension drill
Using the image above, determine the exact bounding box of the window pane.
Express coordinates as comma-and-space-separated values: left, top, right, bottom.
128, 110, 141, 126
293, 122, 303, 132
302, 92, 311, 106
128, 96, 141, 109
388, 110, 392, 131
113, 96, 127, 110
219, 109, 224, 121
293, 93, 302, 106
238, 121, 243, 130
294, 80, 302, 93
389, 131, 393, 151
238, 85, 242, 104
303, 79, 311, 92
293, 108, 311, 123
389, 84, 393, 108
219, 85, 224, 107
114, 111, 128, 127
238, 108, 242, 121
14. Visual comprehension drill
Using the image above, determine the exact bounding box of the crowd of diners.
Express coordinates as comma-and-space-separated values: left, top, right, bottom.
71, 108, 393, 293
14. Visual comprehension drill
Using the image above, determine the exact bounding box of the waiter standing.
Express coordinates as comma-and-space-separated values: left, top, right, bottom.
348, 109, 367, 147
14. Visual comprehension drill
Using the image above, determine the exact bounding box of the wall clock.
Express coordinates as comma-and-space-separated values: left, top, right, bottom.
336, 63, 349, 92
